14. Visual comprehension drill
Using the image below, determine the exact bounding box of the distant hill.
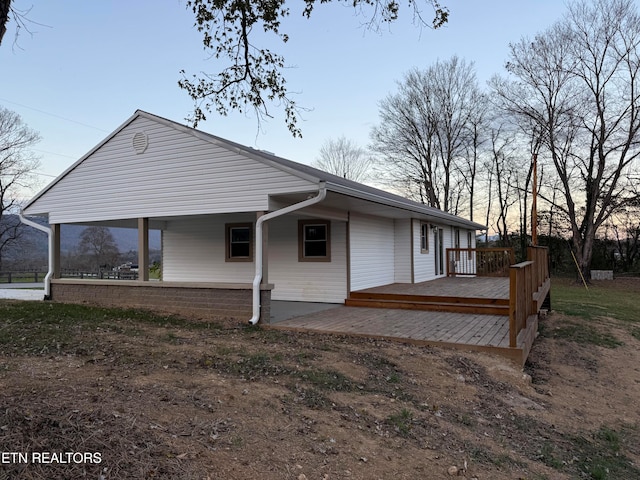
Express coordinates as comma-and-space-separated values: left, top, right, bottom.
2, 215, 161, 264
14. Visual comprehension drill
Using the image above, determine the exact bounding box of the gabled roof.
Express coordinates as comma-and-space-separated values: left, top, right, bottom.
24, 110, 486, 230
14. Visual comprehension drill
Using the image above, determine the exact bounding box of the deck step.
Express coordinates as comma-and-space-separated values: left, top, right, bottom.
349, 291, 509, 306
344, 297, 510, 315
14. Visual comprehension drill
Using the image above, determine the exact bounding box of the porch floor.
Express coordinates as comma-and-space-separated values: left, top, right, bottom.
345, 276, 510, 315
269, 277, 529, 364
354, 276, 510, 299
271, 305, 510, 348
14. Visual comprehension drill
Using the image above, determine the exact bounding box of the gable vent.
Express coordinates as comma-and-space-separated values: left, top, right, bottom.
132, 132, 149, 154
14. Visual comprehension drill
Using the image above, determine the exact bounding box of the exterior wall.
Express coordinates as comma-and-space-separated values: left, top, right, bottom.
25, 115, 315, 223
268, 215, 347, 303
413, 219, 436, 283
50, 280, 271, 322
162, 213, 347, 303
394, 218, 412, 283
349, 213, 395, 291
162, 213, 256, 283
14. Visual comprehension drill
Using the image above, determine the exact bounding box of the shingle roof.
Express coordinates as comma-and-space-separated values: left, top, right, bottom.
135, 111, 486, 230
25, 109, 486, 231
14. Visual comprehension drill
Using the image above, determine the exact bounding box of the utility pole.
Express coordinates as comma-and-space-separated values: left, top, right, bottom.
531, 153, 538, 246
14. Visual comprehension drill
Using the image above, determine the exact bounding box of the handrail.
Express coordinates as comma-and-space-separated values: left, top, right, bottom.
509, 261, 535, 347
508, 246, 550, 348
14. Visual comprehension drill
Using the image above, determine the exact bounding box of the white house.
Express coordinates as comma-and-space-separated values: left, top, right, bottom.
21, 110, 486, 323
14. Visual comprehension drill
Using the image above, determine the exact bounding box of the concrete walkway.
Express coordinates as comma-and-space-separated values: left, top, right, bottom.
270, 301, 343, 323
0, 283, 45, 301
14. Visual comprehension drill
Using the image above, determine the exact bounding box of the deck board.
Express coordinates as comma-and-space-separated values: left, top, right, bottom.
268, 276, 535, 364
273, 307, 510, 348
356, 277, 510, 300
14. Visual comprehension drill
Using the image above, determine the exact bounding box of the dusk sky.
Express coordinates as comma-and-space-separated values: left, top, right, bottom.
2, 1, 572, 196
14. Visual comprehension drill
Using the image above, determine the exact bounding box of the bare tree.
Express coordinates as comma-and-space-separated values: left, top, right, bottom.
487, 124, 520, 245
459, 92, 488, 221
312, 136, 373, 183
371, 70, 438, 205
78, 226, 120, 271
607, 214, 640, 271
372, 56, 485, 213
0, 106, 40, 269
491, 0, 640, 280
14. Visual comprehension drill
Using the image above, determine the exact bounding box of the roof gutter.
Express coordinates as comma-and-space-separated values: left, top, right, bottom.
249, 182, 327, 325
18, 212, 52, 299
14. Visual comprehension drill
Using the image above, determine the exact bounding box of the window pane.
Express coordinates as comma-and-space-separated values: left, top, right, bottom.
304, 225, 326, 241
228, 225, 251, 259
231, 242, 250, 258
305, 241, 327, 257
231, 227, 250, 243
421, 224, 428, 251
298, 220, 330, 261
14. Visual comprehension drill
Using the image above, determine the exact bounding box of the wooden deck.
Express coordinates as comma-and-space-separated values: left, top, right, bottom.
353, 276, 510, 299
345, 277, 510, 315
270, 277, 535, 364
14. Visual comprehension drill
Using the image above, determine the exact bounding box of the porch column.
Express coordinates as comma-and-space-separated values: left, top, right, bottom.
257, 211, 268, 284
138, 217, 149, 281
51, 223, 61, 279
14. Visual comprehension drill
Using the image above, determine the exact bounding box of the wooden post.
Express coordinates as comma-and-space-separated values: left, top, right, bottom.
138, 218, 149, 281
531, 153, 538, 246
51, 224, 61, 279
509, 266, 518, 348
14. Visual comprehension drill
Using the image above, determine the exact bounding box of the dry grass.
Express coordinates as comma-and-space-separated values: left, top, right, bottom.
0, 279, 639, 479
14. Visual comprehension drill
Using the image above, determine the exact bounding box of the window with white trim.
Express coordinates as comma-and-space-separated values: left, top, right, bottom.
420, 222, 429, 253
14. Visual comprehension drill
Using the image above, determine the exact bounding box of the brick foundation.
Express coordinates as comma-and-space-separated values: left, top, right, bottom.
49, 280, 272, 323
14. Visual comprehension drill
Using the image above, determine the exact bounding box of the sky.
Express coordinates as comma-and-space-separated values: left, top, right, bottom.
1, 0, 573, 196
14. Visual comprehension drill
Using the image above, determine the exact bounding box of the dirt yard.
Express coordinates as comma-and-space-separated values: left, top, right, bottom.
1, 280, 639, 479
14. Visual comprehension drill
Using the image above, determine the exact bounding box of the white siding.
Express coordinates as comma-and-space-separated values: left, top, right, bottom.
394, 218, 412, 283
443, 226, 454, 277
27, 116, 314, 224
162, 213, 347, 302
268, 216, 347, 303
162, 214, 256, 283
413, 219, 436, 282
350, 213, 395, 291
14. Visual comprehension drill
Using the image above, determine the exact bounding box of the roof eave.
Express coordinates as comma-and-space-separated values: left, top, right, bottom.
325, 181, 487, 230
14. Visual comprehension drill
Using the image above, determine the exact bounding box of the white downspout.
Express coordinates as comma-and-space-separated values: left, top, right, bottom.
18, 212, 53, 299
249, 182, 327, 325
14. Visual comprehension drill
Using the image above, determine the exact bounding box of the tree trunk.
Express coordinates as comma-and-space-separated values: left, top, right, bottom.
572, 232, 595, 283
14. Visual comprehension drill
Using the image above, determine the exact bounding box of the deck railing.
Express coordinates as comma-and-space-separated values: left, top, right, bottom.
508, 246, 550, 347
446, 248, 515, 277
446, 246, 550, 349
527, 246, 550, 291
61, 269, 139, 280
